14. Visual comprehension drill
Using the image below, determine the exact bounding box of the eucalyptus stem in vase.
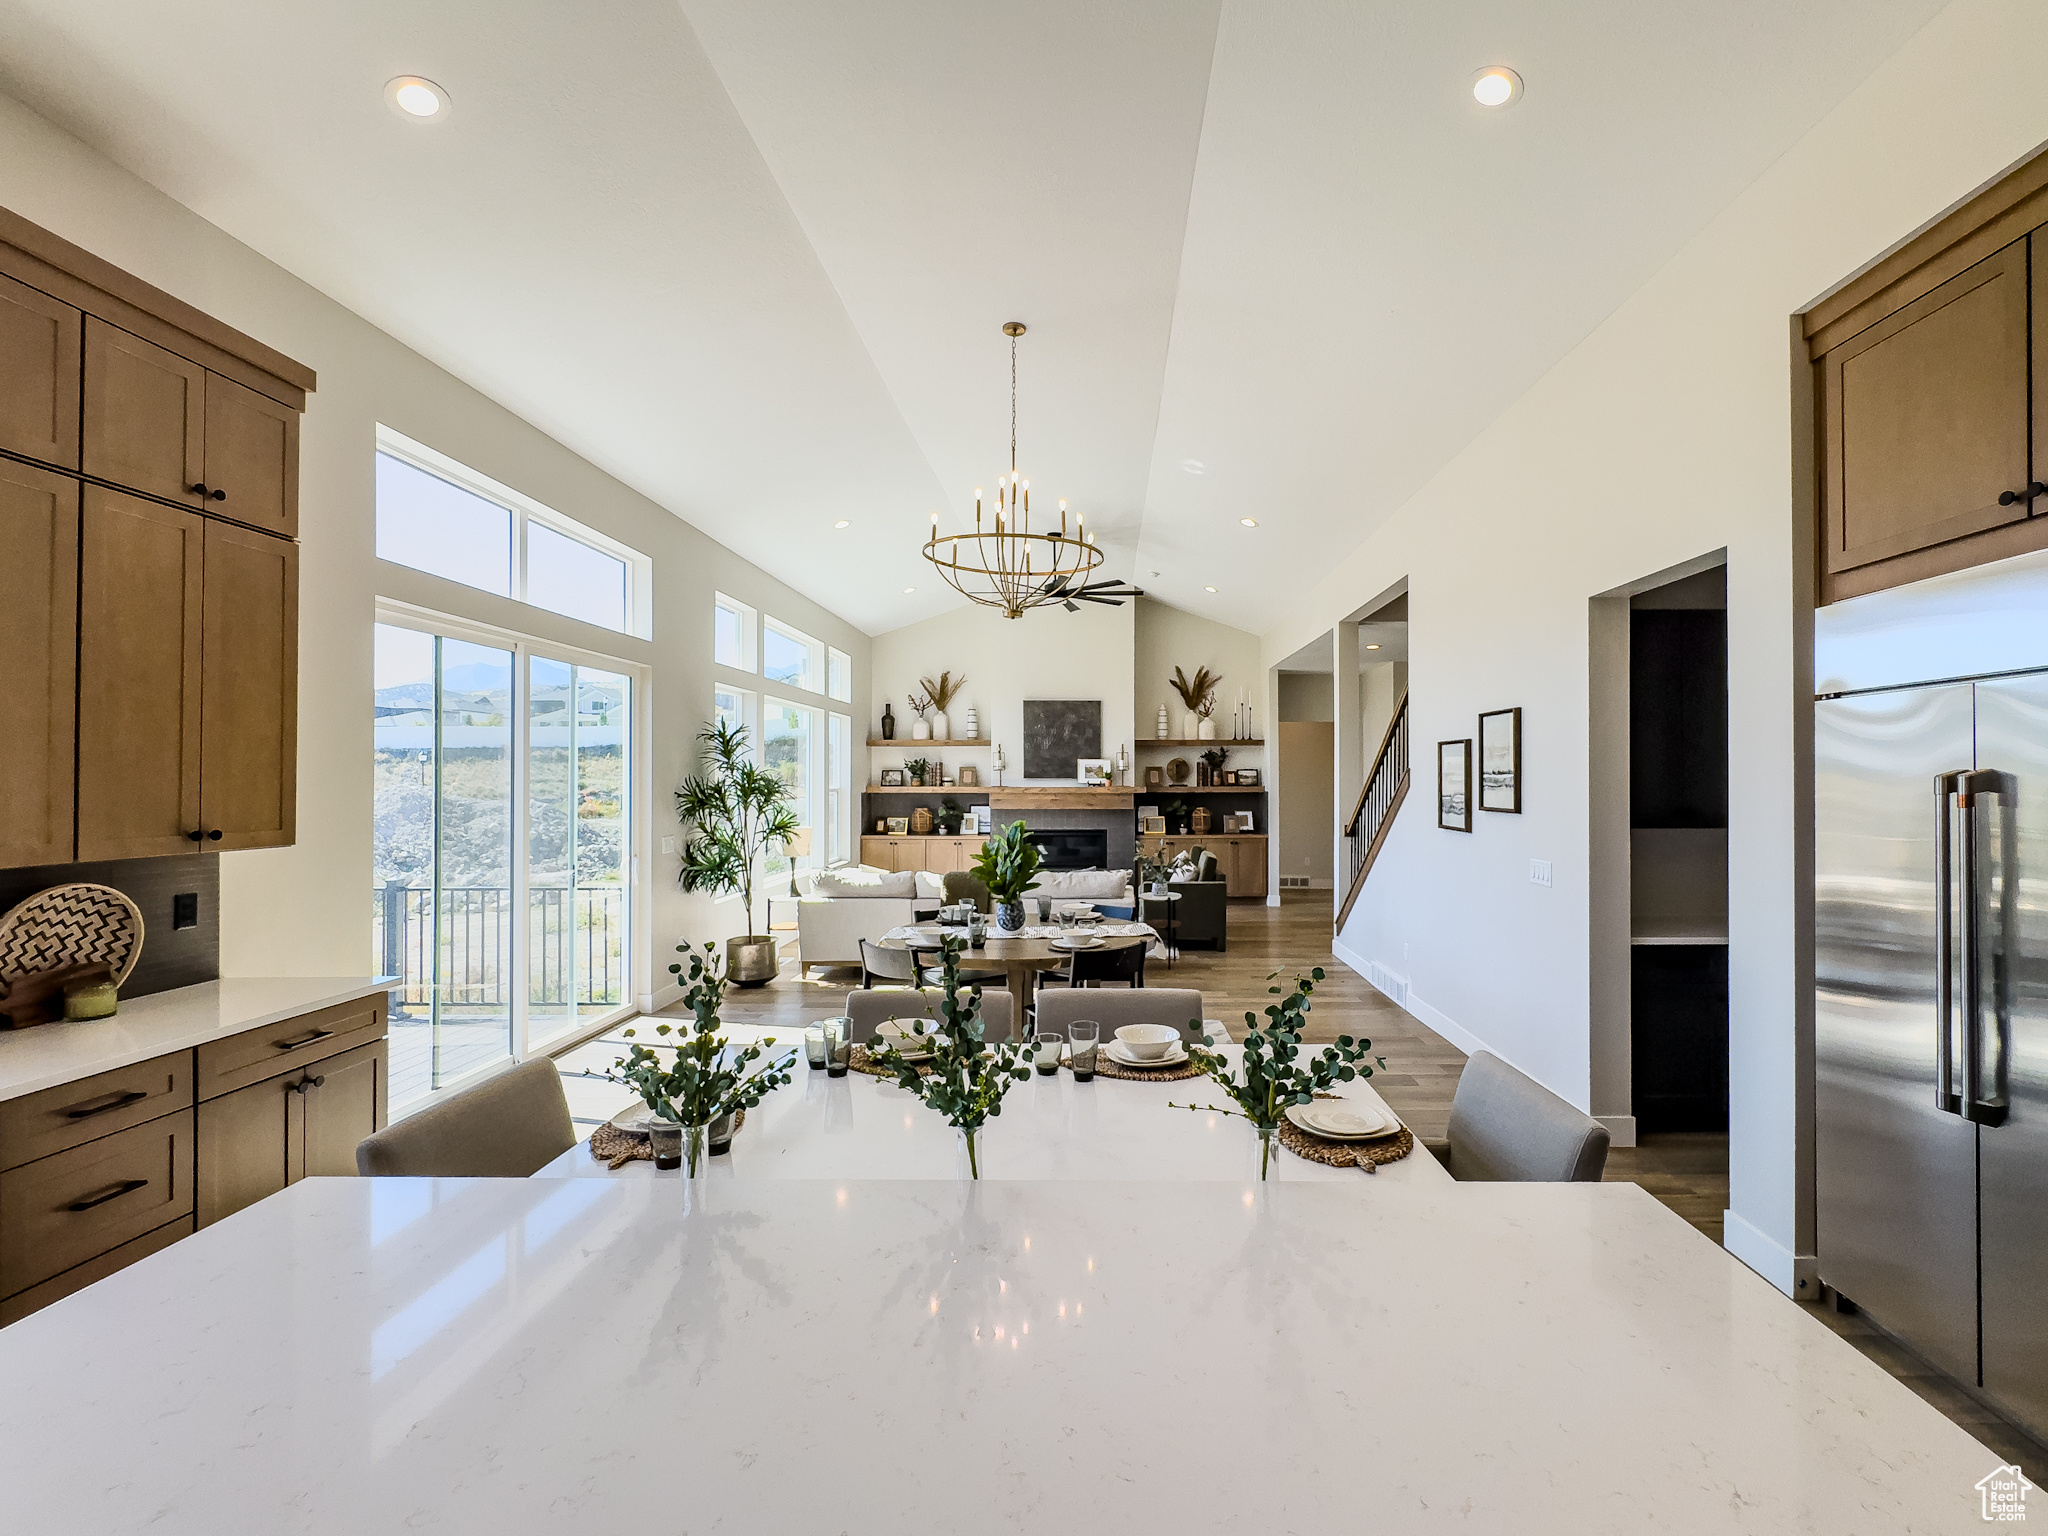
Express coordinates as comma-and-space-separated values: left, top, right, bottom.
866, 935, 1030, 1178
606, 941, 796, 1175
1171, 967, 1384, 1179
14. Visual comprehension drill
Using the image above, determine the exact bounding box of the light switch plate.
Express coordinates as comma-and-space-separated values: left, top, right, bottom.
1529, 859, 1552, 887
661, 836, 677, 855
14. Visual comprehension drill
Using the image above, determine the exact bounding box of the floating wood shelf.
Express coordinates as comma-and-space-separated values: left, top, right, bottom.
867, 738, 991, 748
1137, 785, 1267, 794
864, 785, 992, 796
990, 788, 1135, 811
1139, 739, 1264, 748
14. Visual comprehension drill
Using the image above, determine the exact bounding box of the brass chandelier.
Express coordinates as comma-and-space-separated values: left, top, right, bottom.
922, 321, 1125, 620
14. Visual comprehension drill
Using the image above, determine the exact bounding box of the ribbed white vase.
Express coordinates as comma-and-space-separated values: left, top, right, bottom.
963, 707, 979, 740
1156, 705, 1169, 739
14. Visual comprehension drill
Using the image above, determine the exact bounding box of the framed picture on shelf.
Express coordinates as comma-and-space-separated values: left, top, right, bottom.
1438, 739, 1472, 832
1234, 767, 1261, 787
885, 816, 911, 836
958, 765, 980, 786
879, 768, 906, 787
1077, 757, 1111, 786
1478, 706, 1522, 813
1219, 770, 1237, 786
1144, 765, 1166, 790
1140, 814, 1167, 835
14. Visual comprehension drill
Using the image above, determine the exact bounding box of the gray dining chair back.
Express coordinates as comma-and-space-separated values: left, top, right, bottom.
355, 1056, 575, 1177
1034, 987, 1205, 1042
1057, 941, 1147, 988
844, 988, 1015, 1043
859, 938, 923, 988
1432, 1051, 1610, 1182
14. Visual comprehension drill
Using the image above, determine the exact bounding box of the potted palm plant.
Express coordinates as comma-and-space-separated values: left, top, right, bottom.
676, 719, 799, 986
969, 819, 1041, 934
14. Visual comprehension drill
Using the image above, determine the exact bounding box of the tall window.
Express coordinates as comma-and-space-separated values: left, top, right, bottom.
762, 698, 812, 875
763, 618, 819, 692
375, 616, 640, 1113
828, 647, 852, 703
714, 686, 753, 740
715, 593, 755, 671
376, 427, 649, 638
827, 712, 852, 866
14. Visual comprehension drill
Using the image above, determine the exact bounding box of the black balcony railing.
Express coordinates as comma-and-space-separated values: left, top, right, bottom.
375, 883, 625, 1012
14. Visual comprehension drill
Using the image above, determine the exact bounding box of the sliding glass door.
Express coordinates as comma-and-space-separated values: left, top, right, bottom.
374, 619, 639, 1112
527, 656, 631, 1049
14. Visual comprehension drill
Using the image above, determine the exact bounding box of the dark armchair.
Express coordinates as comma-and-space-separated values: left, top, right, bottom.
1151, 848, 1227, 953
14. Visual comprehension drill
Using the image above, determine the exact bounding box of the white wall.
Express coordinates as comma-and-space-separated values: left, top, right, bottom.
1277, 722, 1334, 886
0, 90, 869, 1008
1264, 0, 2048, 1295
869, 601, 1134, 782
1278, 672, 1333, 722
1131, 597, 1263, 741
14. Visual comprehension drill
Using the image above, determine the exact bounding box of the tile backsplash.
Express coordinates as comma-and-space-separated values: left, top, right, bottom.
0, 855, 220, 999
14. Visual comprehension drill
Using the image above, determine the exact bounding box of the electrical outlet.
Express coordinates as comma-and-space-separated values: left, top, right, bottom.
1530, 858, 1552, 887
661, 836, 677, 855
172, 892, 199, 930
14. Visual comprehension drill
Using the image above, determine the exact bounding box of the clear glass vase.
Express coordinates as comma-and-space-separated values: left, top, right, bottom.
1255, 1123, 1280, 1181
684, 1121, 709, 1177
958, 1126, 982, 1180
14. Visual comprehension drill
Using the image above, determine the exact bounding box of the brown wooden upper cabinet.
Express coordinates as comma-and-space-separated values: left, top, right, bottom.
0, 461, 78, 868
201, 520, 298, 851
0, 269, 80, 469
82, 318, 300, 536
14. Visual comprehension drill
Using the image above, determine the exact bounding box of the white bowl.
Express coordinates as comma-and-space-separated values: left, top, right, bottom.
1114, 1023, 1179, 1061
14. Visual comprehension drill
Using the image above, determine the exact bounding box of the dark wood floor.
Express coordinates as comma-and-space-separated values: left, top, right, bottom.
632, 892, 2043, 1466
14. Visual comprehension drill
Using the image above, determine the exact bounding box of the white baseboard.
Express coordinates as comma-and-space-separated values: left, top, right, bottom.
1596, 1115, 1638, 1148
1722, 1209, 1817, 1299
638, 981, 683, 1015
1330, 938, 1489, 1057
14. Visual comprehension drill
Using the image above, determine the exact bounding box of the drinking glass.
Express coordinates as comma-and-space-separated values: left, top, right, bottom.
824, 1018, 851, 1078
1068, 1020, 1100, 1082
648, 1121, 683, 1170
1035, 897, 1054, 923
1034, 1030, 1063, 1076
804, 1025, 827, 1070
967, 913, 988, 947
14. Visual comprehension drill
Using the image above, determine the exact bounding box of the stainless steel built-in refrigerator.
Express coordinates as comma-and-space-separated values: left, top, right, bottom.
1816, 550, 2048, 1443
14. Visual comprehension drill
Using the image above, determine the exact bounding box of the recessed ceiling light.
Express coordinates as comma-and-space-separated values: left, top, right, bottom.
1366, 643, 1382, 651
903, 586, 916, 594
386, 75, 451, 122
1204, 585, 1218, 593
1472, 66, 1522, 107
1181, 459, 1206, 475
834, 519, 850, 529
1240, 517, 1258, 527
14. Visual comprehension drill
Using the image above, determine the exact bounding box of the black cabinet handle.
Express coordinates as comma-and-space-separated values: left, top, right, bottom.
286, 1075, 326, 1096
189, 482, 228, 502
1997, 482, 2048, 506
207, 830, 222, 841
211, 488, 226, 501
67, 1178, 149, 1212
273, 1028, 336, 1053
188, 830, 205, 842
63, 1089, 149, 1120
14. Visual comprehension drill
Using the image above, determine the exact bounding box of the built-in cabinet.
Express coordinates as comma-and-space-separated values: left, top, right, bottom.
0, 995, 385, 1326
1143, 835, 1269, 899
1808, 150, 2048, 603
859, 835, 986, 875
0, 206, 312, 870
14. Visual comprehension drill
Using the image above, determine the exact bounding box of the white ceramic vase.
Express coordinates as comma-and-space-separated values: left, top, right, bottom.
1156, 705, 1169, 739
963, 707, 979, 740
1198, 717, 1217, 740
1182, 711, 1199, 740
930, 710, 949, 741
911, 718, 932, 741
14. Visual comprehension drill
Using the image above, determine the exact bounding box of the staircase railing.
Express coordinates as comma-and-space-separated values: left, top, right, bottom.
1337, 691, 1409, 929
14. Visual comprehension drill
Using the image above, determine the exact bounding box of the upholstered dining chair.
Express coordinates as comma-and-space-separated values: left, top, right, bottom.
354, 1056, 575, 1177
941, 871, 992, 914
1423, 1051, 1611, 1182
1034, 987, 1206, 1043
843, 987, 1015, 1043
859, 938, 923, 989
1051, 942, 1146, 988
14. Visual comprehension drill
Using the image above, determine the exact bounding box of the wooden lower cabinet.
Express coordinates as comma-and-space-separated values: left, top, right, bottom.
0, 999, 387, 1324
858, 835, 986, 875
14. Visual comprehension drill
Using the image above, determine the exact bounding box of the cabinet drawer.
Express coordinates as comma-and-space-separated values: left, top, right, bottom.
0, 1215, 192, 1327
0, 1109, 193, 1295
196, 995, 387, 1101
0, 1051, 192, 1172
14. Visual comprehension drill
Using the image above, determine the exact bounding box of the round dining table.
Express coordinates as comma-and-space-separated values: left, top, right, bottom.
878, 925, 1151, 1009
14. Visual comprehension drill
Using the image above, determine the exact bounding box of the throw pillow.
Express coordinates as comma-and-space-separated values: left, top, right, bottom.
813, 868, 918, 900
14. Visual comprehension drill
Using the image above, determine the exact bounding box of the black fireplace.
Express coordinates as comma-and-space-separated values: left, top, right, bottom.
1034, 830, 1109, 870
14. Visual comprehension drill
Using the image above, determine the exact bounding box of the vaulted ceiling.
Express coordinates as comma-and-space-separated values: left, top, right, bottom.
0, 0, 1948, 634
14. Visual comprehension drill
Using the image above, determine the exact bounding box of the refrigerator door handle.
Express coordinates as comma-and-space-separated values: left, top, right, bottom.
1958, 769, 2016, 1127
1935, 770, 1965, 1116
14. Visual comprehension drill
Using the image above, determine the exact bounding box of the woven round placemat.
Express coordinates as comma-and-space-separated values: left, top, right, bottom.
1276, 1116, 1413, 1168
849, 1044, 934, 1078
1082, 1052, 1206, 1083
588, 1108, 745, 1168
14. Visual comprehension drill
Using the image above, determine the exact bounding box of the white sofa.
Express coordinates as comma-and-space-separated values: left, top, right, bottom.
793, 866, 945, 976
1023, 868, 1133, 904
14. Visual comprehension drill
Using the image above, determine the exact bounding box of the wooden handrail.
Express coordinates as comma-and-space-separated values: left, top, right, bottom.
1345, 690, 1409, 836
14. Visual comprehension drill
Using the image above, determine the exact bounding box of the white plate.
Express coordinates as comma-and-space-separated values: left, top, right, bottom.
608, 1104, 660, 1133
1101, 1039, 1189, 1068
874, 1022, 937, 1061
1050, 936, 1104, 951
1285, 1101, 1395, 1140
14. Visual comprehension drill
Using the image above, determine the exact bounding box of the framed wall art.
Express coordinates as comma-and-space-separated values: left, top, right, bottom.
1077, 757, 1112, 786
1478, 707, 1522, 814
1233, 767, 1261, 787
879, 768, 906, 787
1023, 699, 1102, 780
957, 765, 980, 786
885, 816, 911, 836
1437, 739, 1472, 832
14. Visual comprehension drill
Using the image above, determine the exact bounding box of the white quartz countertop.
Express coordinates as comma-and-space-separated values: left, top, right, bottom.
0, 977, 392, 1102
539, 1034, 1440, 1183
0, 1176, 1989, 1533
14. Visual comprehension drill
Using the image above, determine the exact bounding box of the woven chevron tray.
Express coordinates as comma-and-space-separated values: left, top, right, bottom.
0, 882, 145, 990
